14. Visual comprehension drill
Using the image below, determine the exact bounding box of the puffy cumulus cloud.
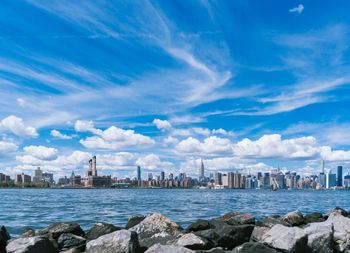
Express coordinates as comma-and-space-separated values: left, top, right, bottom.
96, 152, 136, 169
50, 129, 72, 140
0, 140, 18, 154
212, 128, 235, 136
320, 147, 350, 161
153, 118, 172, 131
163, 136, 179, 146
0, 115, 38, 138
75, 120, 155, 150
136, 154, 174, 170
192, 127, 211, 136
23, 145, 58, 160
176, 136, 232, 155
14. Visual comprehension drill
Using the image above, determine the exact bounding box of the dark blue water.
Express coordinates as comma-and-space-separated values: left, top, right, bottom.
0, 188, 349, 236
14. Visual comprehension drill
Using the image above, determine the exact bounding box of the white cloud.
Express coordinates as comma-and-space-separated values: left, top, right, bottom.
23, 145, 58, 160
0, 115, 38, 138
74, 120, 95, 132
136, 154, 174, 170
16, 98, 26, 107
289, 4, 304, 14
153, 118, 172, 131
51, 129, 72, 140
176, 136, 232, 155
163, 136, 179, 146
0, 140, 18, 154
212, 128, 235, 136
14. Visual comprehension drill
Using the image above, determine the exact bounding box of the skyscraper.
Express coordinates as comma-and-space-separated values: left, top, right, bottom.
137, 166, 141, 181
326, 170, 336, 189
199, 159, 205, 181
337, 166, 343, 187
161, 171, 165, 181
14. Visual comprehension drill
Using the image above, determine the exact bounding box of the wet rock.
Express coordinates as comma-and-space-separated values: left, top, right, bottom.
220, 212, 255, 226
125, 215, 146, 229
282, 210, 304, 226
304, 212, 325, 224
303, 222, 333, 253
6, 236, 58, 253
86, 222, 120, 241
256, 216, 291, 228
20, 229, 35, 238
173, 232, 211, 250
86, 229, 139, 253
250, 226, 269, 242
261, 224, 308, 252
186, 219, 210, 232
145, 243, 194, 253
231, 242, 278, 253
0, 225, 10, 252
129, 213, 183, 248
38, 223, 85, 240
57, 233, 86, 251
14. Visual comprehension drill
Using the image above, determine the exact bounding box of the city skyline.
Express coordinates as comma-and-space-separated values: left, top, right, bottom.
2, 1, 350, 179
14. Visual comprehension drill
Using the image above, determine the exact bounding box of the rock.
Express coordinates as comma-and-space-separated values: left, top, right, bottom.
282, 210, 304, 226
86, 229, 139, 253
0, 225, 10, 251
38, 223, 85, 240
59, 248, 81, 253
173, 232, 211, 250
129, 213, 183, 248
86, 223, 120, 241
57, 233, 86, 251
186, 219, 210, 232
256, 216, 291, 228
330, 207, 348, 217
250, 226, 269, 242
261, 224, 308, 252
20, 229, 35, 238
145, 243, 194, 253
195, 247, 226, 253
303, 222, 333, 253
231, 242, 278, 253
6, 236, 58, 253
209, 219, 228, 229
325, 211, 350, 250
220, 212, 255, 226
125, 215, 146, 229
304, 212, 325, 224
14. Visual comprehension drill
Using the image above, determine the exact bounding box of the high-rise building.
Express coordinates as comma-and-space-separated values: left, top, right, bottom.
33, 167, 43, 183
326, 171, 336, 189
222, 174, 228, 187
228, 172, 235, 188
169, 173, 174, 180
344, 174, 350, 188
214, 172, 222, 186
199, 159, 205, 181
86, 156, 111, 187
137, 166, 141, 181
148, 173, 153, 180
337, 166, 343, 187
160, 171, 165, 181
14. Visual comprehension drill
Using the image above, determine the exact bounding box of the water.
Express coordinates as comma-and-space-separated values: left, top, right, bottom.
0, 188, 349, 236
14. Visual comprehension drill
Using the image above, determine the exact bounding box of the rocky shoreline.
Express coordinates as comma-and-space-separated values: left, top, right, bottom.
1, 207, 349, 253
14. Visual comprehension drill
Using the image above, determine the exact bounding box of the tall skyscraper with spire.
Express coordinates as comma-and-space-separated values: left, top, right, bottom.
199, 159, 205, 182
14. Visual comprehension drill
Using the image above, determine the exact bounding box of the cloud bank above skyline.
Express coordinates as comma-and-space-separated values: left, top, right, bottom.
1, 1, 350, 179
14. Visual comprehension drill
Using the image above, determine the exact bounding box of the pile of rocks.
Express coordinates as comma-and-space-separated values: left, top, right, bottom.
2, 207, 350, 253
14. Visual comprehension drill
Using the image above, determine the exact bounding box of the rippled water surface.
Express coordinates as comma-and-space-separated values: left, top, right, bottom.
1, 188, 350, 236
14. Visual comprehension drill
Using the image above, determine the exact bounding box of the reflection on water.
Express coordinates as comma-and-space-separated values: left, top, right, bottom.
0, 188, 348, 236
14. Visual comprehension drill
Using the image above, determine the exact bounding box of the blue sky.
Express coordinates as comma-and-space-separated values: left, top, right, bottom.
1, 0, 350, 179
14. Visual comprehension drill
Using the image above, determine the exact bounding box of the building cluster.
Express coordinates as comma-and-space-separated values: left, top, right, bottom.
0, 167, 54, 186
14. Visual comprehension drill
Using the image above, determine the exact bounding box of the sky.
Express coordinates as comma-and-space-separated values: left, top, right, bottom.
1, 0, 350, 180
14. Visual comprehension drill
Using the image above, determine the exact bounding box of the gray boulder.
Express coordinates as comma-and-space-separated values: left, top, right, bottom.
186, 219, 210, 232
220, 212, 255, 226
86, 223, 120, 241
57, 233, 86, 251
250, 226, 269, 242
86, 229, 139, 253
256, 216, 291, 228
145, 243, 194, 253
59, 249, 81, 253
0, 225, 10, 251
129, 213, 183, 248
303, 222, 333, 253
6, 236, 58, 253
173, 232, 211, 250
329, 207, 348, 217
261, 224, 308, 252
304, 212, 325, 224
125, 215, 146, 229
231, 242, 277, 253
20, 229, 35, 238
196, 247, 226, 253
325, 211, 350, 251
38, 222, 85, 239
282, 210, 304, 226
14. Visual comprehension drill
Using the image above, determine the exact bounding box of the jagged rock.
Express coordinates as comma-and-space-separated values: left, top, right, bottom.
196, 224, 254, 250
173, 232, 211, 250
330, 207, 348, 217
125, 215, 146, 229
38, 223, 85, 239
57, 233, 86, 251
59, 248, 81, 253
86, 223, 120, 241
282, 210, 304, 226
261, 224, 308, 252
196, 247, 226, 253
325, 211, 350, 250
86, 229, 139, 253
209, 219, 228, 229
6, 236, 58, 253
186, 219, 210, 232
231, 242, 278, 253
20, 229, 35, 238
250, 226, 269, 242
145, 243, 194, 253
303, 222, 333, 253
256, 216, 291, 228
129, 213, 183, 248
220, 212, 255, 226
0, 225, 10, 252
304, 212, 325, 224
